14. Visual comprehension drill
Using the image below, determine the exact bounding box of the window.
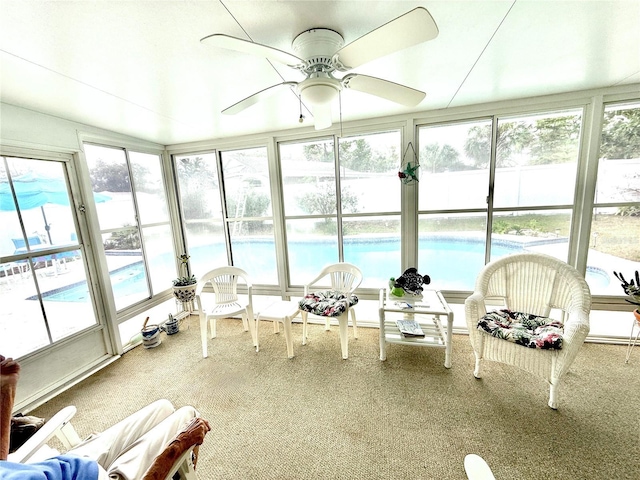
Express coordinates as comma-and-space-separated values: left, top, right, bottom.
0, 155, 98, 358
418, 119, 492, 291
339, 131, 402, 288
280, 131, 402, 287
490, 110, 582, 263
84, 144, 174, 311
280, 137, 339, 285
417, 109, 583, 291
174, 152, 226, 278
221, 147, 277, 284
588, 102, 640, 296
175, 147, 278, 284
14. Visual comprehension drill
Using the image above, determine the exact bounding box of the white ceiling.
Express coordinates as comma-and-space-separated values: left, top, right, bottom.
1, 0, 639, 146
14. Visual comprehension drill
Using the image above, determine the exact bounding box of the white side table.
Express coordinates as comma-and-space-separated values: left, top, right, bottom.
256, 300, 302, 358
378, 288, 454, 368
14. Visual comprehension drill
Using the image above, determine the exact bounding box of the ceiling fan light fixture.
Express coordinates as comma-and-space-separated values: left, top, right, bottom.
297, 77, 341, 107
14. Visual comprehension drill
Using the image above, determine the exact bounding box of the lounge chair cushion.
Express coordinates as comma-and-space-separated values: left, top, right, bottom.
477, 309, 563, 350
298, 290, 358, 317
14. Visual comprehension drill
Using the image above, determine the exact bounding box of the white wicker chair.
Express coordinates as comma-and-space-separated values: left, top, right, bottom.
465, 252, 591, 409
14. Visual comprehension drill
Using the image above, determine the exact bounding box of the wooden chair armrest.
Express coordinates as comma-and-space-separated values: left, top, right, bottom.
142, 417, 211, 480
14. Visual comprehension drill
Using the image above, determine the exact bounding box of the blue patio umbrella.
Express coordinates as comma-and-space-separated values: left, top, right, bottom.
0, 173, 110, 245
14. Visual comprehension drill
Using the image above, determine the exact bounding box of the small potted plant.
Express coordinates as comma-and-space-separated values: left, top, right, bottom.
173, 253, 197, 304
613, 270, 640, 322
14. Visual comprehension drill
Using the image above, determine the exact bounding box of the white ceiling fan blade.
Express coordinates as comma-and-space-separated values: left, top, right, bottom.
201, 34, 303, 68
332, 7, 438, 71
312, 104, 333, 130
342, 74, 425, 107
222, 82, 298, 115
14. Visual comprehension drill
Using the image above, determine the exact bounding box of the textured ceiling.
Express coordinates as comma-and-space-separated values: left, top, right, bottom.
1, 0, 639, 145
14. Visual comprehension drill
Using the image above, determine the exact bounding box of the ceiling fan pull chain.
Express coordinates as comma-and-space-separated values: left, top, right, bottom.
299, 94, 304, 123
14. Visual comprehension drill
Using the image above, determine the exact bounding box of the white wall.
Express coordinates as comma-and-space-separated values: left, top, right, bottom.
0, 102, 162, 152
0, 102, 163, 412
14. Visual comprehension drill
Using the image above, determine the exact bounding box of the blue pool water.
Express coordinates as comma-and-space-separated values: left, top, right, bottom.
37, 236, 610, 302
35, 262, 147, 302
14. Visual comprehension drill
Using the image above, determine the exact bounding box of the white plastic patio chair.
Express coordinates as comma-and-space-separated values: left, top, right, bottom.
465, 252, 591, 409
299, 262, 363, 359
195, 266, 255, 358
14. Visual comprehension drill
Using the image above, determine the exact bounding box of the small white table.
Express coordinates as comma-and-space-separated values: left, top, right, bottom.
378, 288, 454, 368
256, 300, 301, 359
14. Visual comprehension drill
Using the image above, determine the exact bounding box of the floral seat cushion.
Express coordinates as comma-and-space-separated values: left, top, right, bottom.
477, 309, 563, 350
298, 290, 359, 317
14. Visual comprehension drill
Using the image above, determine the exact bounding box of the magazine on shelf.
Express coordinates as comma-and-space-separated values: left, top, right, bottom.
396, 319, 425, 338
394, 301, 413, 310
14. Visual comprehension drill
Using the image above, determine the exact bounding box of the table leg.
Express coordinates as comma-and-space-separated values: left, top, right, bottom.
301, 311, 308, 346
247, 312, 258, 351
339, 315, 349, 359
200, 316, 208, 358
255, 315, 260, 352
379, 307, 387, 361
444, 312, 453, 368
283, 317, 294, 359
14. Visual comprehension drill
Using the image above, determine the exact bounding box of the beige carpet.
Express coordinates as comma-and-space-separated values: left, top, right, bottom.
31, 315, 638, 479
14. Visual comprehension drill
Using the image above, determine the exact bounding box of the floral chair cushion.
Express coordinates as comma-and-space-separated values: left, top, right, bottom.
477, 309, 564, 350
298, 290, 359, 317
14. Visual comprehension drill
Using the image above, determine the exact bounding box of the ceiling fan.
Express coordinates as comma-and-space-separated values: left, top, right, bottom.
201, 7, 439, 130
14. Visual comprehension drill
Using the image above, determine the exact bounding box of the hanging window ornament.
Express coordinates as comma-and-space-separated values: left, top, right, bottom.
398, 141, 420, 185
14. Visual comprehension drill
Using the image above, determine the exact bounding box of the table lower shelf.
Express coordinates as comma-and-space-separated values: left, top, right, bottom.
381, 320, 445, 347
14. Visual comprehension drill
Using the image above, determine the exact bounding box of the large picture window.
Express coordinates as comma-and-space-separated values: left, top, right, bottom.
418, 119, 492, 291
175, 147, 277, 284
588, 102, 640, 296
280, 131, 401, 287
174, 152, 226, 279
0, 156, 98, 358
84, 144, 174, 311
417, 109, 583, 291
221, 147, 277, 284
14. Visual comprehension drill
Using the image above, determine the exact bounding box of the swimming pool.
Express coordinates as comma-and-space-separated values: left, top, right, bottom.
35, 262, 147, 302
37, 235, 609, 302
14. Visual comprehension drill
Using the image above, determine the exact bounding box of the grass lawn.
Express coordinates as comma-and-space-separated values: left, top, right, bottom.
345, 212, 639, 262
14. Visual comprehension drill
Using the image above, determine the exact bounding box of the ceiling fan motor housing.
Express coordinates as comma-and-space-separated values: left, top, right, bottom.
292, 28, 344, 74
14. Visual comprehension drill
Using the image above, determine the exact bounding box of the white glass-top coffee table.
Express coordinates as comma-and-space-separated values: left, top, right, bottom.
378, 288, 454, 368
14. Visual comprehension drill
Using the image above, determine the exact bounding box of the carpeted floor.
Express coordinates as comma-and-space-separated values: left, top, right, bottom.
31, 315, 638, 479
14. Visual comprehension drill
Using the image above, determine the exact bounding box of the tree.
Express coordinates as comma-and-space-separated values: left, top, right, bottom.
420, 143, 465, 173
89, 159, 150, 193
464, 122, 532, 168
600, 107, 640, 159
227, 191, 270, 218
339, 138, 398, 172
298, 184, 359, 216
175, 156, 217, 220
104, 225, 140, 250
90, 160, 131, 192
176, 156, 216, 185
303, 139, 397, 173
528, 115, 581, 164
303, 143, 334, 163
